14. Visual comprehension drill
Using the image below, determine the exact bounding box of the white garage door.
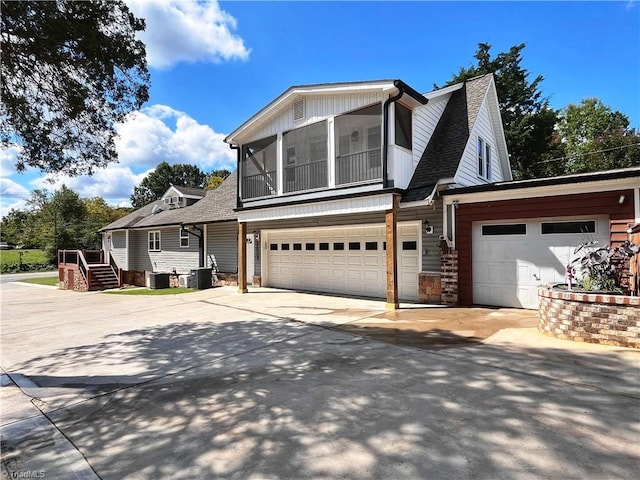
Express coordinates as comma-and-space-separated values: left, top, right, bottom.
265, 223, 419, 301
472, 216, 609, 309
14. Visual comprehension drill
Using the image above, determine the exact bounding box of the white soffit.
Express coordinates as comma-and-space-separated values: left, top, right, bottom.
238, 194, 394, 223
443, 177, 640, 204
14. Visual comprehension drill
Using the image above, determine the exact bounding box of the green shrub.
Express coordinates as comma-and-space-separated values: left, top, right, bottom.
0, 249, 55, 273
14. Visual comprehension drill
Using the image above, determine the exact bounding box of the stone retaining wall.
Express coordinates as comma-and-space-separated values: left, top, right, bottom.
538, 287, 640, 349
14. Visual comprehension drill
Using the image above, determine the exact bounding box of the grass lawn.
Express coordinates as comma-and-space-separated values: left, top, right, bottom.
19, 276, 59, 287
103, 287, 195, 295
0, 249, 54, 273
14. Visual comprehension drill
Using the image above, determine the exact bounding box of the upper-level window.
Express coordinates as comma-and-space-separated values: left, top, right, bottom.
395, 102, 412, 150
282, 120, 328, 193
335, 103, 382, 185
477, 137, 491, 180
179, 228, 189, 248
148, 231, 161, 251
241, 135, 277, 199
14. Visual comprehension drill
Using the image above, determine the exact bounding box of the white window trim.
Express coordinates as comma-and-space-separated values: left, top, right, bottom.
179, 228, 189, 248
477, 136, 492, 181
148, 231, 161, 252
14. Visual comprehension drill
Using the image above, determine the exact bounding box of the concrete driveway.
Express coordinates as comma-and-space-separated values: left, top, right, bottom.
1, 282, 639, 479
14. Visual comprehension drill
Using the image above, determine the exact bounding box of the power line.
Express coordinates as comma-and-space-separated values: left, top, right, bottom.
538, 142, 640, 164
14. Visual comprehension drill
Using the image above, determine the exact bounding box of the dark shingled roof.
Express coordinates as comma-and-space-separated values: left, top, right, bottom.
100, 172, 237, 231
402, 74, 492, 202
170, 185, 207, 197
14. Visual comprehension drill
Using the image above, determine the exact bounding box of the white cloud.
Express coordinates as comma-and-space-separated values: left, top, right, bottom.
29, 104, 236, 208
0, 178, 29, 217
0, 144, 21, 179
127, 0, 250, 69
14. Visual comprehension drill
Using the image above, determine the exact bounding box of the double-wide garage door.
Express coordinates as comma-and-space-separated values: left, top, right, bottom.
265, 223, 419, 300
472, 216, 609, 309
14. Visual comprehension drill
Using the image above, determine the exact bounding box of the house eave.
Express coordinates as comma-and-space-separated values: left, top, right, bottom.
441, 167, 640, 203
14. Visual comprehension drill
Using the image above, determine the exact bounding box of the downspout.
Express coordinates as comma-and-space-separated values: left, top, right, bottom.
181, 224, 204, 267
193, 225, 204, 267
382, 85, 404, 189
229, 144, 241, 209
382, 80, 428, 189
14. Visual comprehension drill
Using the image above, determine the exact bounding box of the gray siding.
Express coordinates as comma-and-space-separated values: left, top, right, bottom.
206, 222, 238, 273
130, 227, 199, 273
110, 231, 127, 269
397, 198, 443, 273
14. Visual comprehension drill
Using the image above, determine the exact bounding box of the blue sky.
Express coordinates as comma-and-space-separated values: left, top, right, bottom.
1, 0, 638, 216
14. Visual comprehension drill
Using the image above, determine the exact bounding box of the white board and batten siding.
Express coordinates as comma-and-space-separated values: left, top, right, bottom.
241, 92, 387, 144
454, 93, 505, 186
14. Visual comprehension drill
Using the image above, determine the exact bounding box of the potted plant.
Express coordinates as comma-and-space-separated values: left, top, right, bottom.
567, 239, 639, 293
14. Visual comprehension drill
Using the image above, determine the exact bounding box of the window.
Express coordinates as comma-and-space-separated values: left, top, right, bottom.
478, 137, 491, 180
541, 221, 596, 234
333, 242, 344, 251
293, 243, 302, 251
283, 121, 328, 193
180, 228, 189, 248
270, 243, 278, 251
402, 241, 417, 250
482, 224, 526, 236
365, 242, 378, 251
241, 135, 278, 199
319, 242, 329, 251
349, 242, 361, 250
281, 243, 290, 250
395, 103, 412, 150
306, 243, 315, 250
335, 103, 382, 185
148, 231, 161, 251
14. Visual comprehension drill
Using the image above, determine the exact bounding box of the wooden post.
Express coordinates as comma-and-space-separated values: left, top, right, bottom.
385, 194, 399, 309
238, 222, 248, 293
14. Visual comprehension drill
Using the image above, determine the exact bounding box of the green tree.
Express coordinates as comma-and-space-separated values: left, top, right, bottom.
44, 186, 89, 260
1, 0, 149, 176
557, 98, 640, 173
130, 162, 207, 208
445, 43, 560, 179
0, 209, 32, 246
205, 168, 232, 190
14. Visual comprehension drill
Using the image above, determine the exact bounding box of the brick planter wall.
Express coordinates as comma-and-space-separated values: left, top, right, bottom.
538, 287, 640, 349
441, 252, 458, 305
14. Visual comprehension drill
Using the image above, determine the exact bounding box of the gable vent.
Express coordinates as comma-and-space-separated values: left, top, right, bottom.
293, 99, 305, 121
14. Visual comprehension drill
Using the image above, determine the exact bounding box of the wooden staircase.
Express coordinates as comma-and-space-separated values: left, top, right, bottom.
87, 264, 120, 291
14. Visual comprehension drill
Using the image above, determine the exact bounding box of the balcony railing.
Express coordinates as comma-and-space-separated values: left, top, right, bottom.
242, 170, 277, 199
284, 160, 327, 193
336, 148, 382, 185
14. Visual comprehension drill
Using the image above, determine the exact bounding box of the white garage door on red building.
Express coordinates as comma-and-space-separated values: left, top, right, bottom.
472, 216, 609, 309
264, 222, 419, 301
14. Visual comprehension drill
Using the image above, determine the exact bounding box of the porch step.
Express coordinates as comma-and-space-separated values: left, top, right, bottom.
87, 264, 119, 291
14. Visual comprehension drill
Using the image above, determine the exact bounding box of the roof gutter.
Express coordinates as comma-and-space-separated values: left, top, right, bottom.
382, 80, 428, 189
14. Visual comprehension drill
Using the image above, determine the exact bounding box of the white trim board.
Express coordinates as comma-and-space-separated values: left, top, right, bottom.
238, 193, 394, 223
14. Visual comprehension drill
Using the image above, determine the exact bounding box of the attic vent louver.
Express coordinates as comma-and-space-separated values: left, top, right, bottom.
293, 99, 304, 121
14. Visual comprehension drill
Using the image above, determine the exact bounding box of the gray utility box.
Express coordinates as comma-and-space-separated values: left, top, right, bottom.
149, 272, 170, 289
190, 268, 212, 290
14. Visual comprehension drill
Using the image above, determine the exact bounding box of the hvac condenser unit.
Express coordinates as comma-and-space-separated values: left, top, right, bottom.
178, 274, 191, 288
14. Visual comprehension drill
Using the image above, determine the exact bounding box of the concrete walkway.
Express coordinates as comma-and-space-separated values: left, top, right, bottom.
1, 282, 639, 479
